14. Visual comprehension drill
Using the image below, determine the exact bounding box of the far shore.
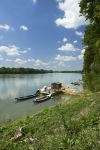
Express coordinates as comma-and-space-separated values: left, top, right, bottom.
0, 67, 82, 74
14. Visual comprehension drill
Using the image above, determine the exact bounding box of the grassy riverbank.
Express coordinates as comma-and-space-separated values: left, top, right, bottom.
0, 91, 100, 150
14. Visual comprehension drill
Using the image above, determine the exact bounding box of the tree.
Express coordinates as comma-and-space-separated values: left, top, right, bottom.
79, 0, 100, 73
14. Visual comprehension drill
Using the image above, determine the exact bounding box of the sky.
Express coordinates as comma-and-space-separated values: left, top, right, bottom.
0, 0, 89, 71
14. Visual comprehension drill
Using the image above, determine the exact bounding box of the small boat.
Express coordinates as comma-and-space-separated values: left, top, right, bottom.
71, 82, 80, 86
34, 94, 51, 103
15, 94, 36, 101
15, 90, 40, 101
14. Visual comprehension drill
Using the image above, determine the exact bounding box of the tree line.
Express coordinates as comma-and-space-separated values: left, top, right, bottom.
79, 0, 100, 73
0, 67, 53, 74
0, 67, 82, 74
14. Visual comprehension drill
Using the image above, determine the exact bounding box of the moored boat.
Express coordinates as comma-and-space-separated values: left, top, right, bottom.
15, 94, 36, 101
33, 94, 51, 103
15, 90, 40, 101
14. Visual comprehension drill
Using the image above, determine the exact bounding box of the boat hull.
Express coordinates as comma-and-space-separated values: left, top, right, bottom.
34, 95, 51, 103
15, 94, 37, 101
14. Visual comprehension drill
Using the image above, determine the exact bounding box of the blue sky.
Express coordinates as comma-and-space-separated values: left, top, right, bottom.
0, 0, 89, 70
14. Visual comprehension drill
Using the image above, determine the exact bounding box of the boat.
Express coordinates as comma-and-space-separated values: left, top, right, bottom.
40, 91, 50, 95
15, 90, 40, 101
34, 94, 51, 103
15, 94, 36, 101
71, 82, 80, 86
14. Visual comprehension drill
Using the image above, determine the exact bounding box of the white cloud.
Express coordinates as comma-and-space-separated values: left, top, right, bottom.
34, 59, 46, 66
20, 50, 28, 54
13, 57, 67, 70
0, 24, 11, 31
6, 59, 12, 62
0, 54, 3, 60
27, 58, 35, 62
0, 45, 20, 56
58, 43, 76, 51
73, 40, 78, 44
56, 0, 62, 2
32, 0, 37, 4
0, 45, 31, 56
55, 54, 76, 61
20, 47, 32, 54
58, 61, 66, 67
20, 25, 28, 31
63, 37, 67, 42
0, 55, 82, 70
15, 58, 27, 65
27, 48, 32, 51
75, 31, 83, 36
55, 0, 89, 29
14, 58, 46, 67
78, 49, 85, 60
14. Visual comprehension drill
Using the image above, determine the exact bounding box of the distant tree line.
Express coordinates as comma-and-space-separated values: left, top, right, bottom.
0, 67, 53, 74
79, 0, 100, 73
59, 70, 82, 73
0, 67, 82, 74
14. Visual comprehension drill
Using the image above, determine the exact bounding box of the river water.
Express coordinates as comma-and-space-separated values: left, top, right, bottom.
0, 73, 82, 123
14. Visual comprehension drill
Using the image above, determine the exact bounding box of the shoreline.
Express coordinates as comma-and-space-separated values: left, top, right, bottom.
0, 90, 77, 124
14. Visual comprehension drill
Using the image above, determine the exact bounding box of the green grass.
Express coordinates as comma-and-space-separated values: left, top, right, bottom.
0, 91, 100, 150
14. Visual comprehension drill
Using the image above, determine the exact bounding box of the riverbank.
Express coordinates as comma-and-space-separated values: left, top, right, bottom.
0, 90, 100, 150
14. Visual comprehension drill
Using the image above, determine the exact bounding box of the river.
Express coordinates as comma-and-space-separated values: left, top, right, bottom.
0, 73, 82, 123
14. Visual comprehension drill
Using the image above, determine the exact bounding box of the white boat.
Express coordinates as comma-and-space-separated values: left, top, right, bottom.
34, 94, 51, 103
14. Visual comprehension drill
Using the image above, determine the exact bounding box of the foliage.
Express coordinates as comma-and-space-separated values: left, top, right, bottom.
60, 70, 82, 73
0, 91, 100, 150
79, 0, 100, 73
83, 72, 100, 92
0, 67, 82, 74
0, 67, 53, 74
